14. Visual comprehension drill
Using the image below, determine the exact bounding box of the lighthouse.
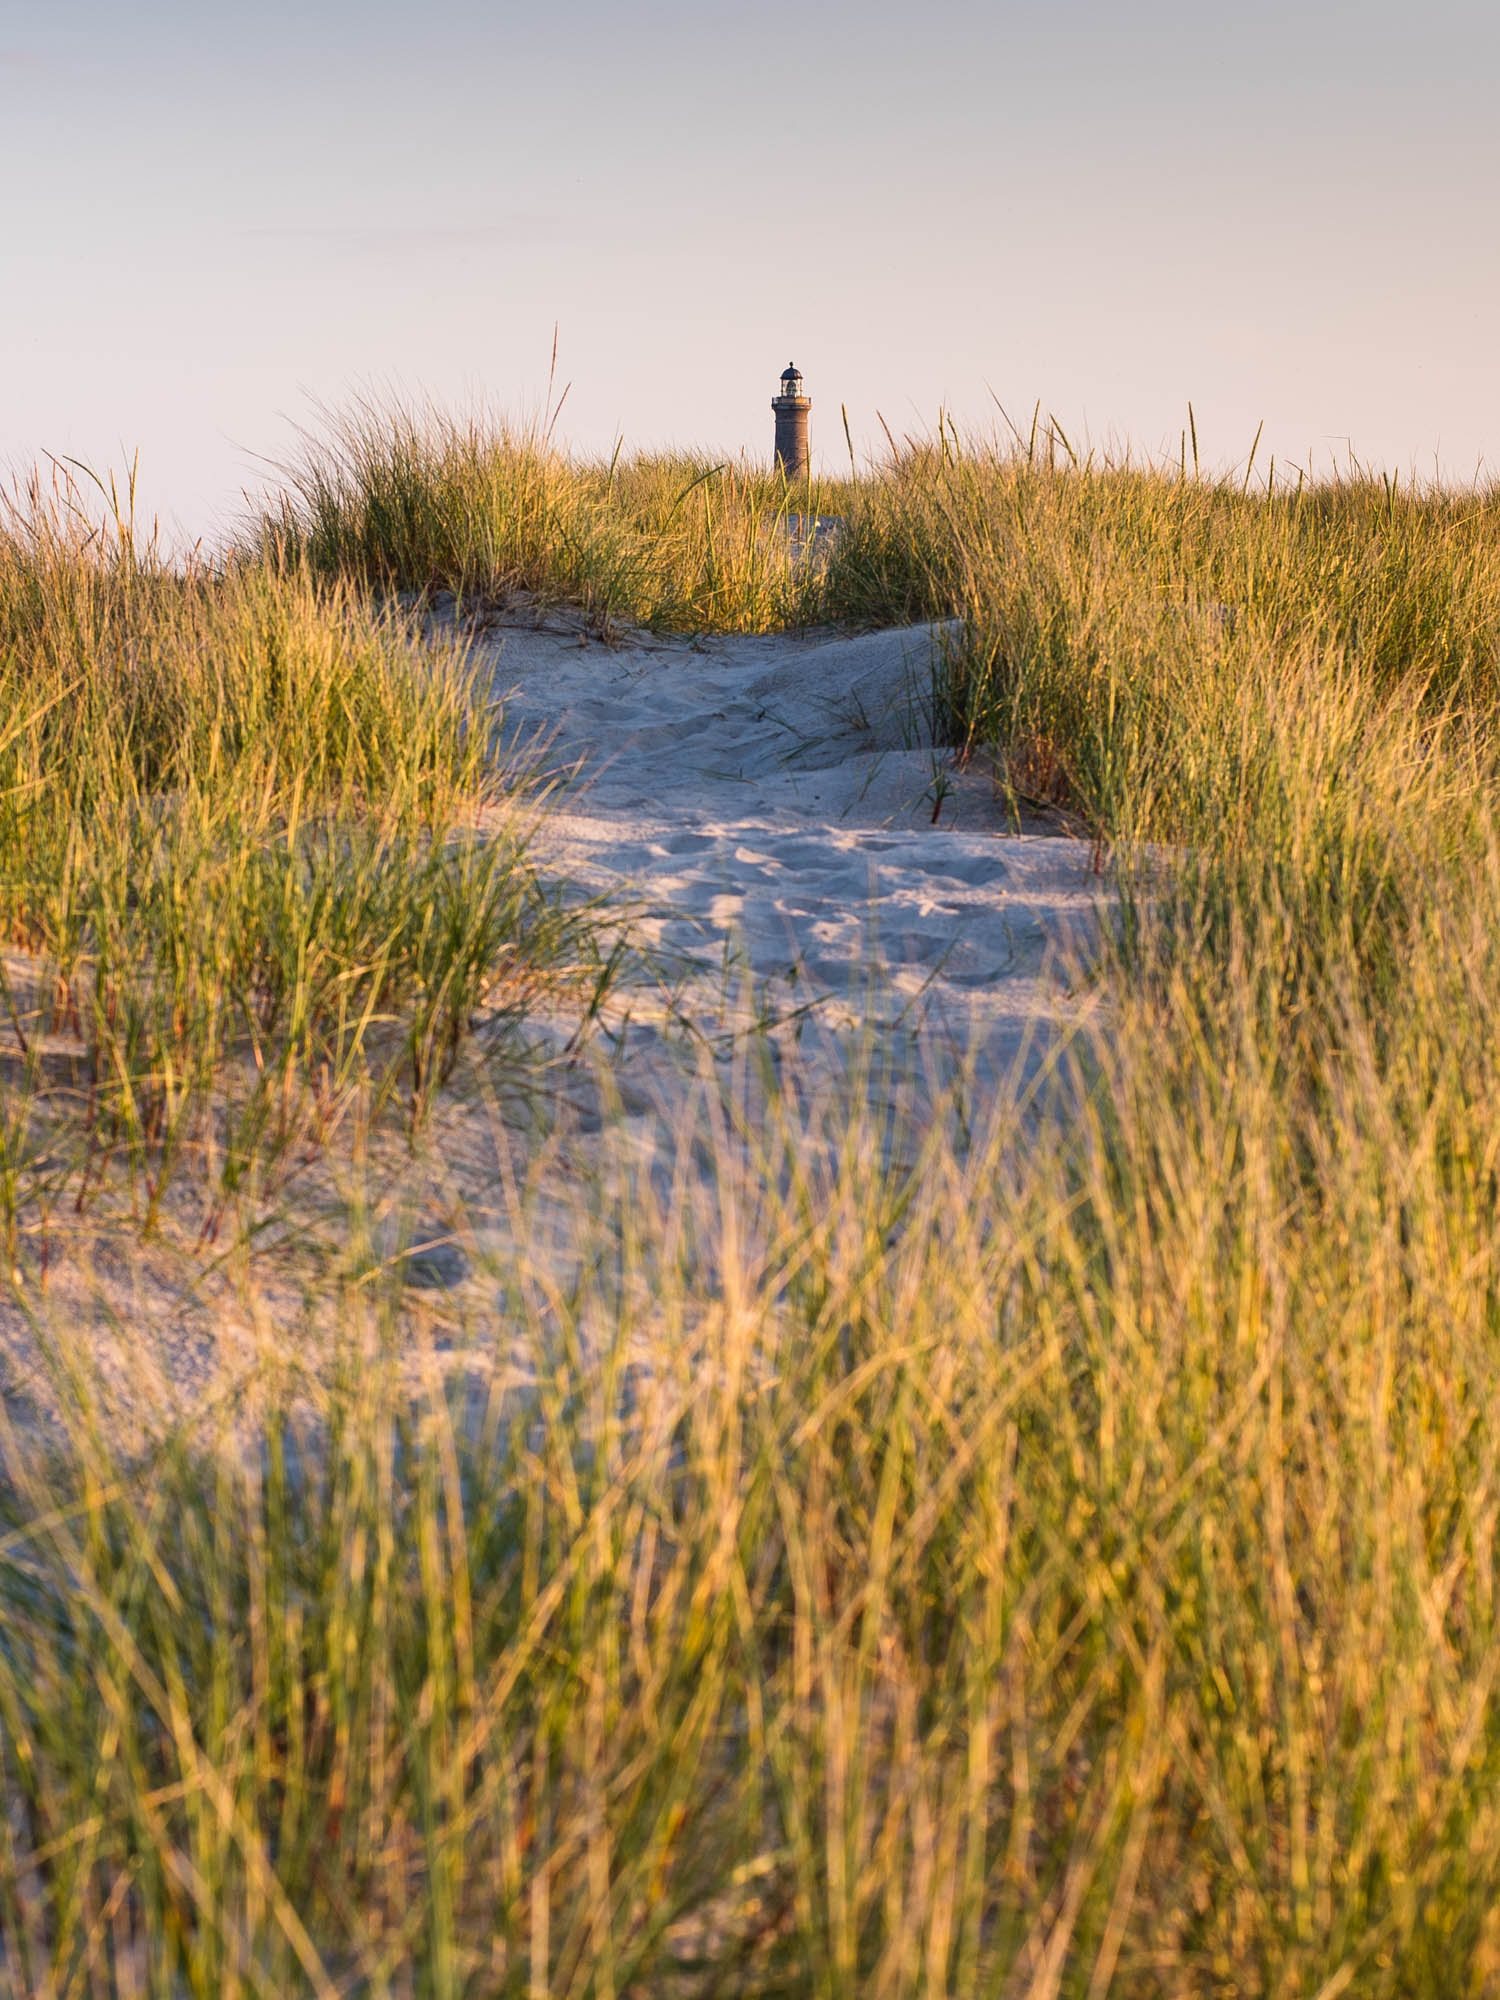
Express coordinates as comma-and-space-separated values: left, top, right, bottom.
772, 362, 811, 479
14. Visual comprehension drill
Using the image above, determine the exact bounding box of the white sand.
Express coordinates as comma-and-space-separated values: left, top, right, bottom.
482, 614, 1105, 1080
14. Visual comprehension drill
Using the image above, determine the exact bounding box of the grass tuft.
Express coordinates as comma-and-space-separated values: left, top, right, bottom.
0, 461, 584, 1246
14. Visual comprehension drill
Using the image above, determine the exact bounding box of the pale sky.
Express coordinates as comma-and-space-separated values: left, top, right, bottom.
3, 0, 1496, 542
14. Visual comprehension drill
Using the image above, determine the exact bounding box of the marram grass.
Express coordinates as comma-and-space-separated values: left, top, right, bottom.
4, 410, 1500, 1992
259, 399, 840, 636
7, 861, 1500, 1995
0, 463, 596, 1246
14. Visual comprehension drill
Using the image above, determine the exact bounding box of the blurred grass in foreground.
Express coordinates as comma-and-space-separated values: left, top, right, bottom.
7, 866, 1500, 1995
1, 409, 1500, 1990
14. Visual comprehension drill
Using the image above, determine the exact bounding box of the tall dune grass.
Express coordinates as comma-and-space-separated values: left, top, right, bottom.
7, 823, 1500, 1992
0, 464, 582, 1244
3, 411, 1500, 1989
838, 443, 1500, 840
260, 400, 843, 634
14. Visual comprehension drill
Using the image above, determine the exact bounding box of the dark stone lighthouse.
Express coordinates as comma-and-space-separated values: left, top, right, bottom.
772, 362, 811, 479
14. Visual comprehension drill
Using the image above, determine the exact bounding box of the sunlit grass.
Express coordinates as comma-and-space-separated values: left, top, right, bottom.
0, 461, 592, 1248
258, 397, 846, 634
3, 408, 1500, 1990
7, 849, 1500, 1993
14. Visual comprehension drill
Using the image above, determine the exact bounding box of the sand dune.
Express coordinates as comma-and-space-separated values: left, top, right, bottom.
484, 615, 1106, 1075
0, 618, 1111, 1449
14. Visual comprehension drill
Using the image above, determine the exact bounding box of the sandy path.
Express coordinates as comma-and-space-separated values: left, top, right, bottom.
482, 616, 1105, 1083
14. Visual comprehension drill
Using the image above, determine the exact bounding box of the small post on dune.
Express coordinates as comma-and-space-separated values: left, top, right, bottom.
772, 362, 811, 479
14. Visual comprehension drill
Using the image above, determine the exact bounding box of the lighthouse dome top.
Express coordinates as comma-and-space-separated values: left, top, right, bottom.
779, 363, 803, 397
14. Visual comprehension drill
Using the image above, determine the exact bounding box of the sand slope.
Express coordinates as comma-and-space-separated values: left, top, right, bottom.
484, 616, 1105, 1074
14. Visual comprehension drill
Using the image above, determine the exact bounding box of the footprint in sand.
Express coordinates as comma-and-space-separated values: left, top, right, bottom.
486, 619, 1108, 1077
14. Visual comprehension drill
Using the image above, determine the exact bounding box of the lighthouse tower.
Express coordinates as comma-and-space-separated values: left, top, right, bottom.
772, 362, 811, 479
